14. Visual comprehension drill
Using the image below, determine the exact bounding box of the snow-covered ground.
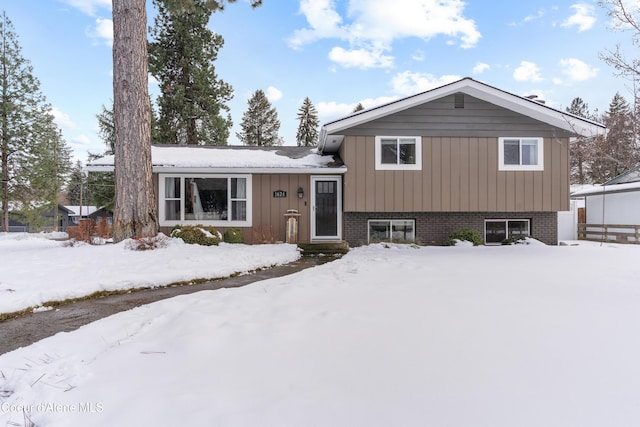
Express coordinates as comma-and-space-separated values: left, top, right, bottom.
0, 232, 301, 315
1, 235, 640, 426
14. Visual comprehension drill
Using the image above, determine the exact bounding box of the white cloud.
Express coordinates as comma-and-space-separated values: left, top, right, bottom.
524, 9, 546, 22
86, 18, 113, 46
51, 107, 77, 130
72, 134, 93, 146
559, 58, 599, 81
61, 0, 111, 16
391, 71, 461, 96
266, 86, 283, 102
328, 46, 394, 69
290, 0, 480, 69
514, 61, 543, 82
288, 0, 346, 49
561, 4, 596, 32
473, 62, 491, 74
317, 96, 397, 121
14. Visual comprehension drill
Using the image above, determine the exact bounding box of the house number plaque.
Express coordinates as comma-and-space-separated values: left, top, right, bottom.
273, 190, 287, 198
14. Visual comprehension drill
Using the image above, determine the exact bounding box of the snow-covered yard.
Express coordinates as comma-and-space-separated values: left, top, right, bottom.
1, 235, 640, 426
0, 232, 301, 315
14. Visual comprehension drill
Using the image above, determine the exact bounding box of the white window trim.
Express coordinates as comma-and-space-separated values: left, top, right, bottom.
484, 219, 531, 245
375, 136, 422, 171
158, 173, 252, 228
368, 219, 416, 243
498, 137, 544, 171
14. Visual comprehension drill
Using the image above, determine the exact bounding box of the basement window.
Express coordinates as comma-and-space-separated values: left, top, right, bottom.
368, 219, 415, 243
484, 219, 530, 245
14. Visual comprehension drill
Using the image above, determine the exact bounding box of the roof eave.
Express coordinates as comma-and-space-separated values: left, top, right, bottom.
319, 78, 607, 150
85, 165, 347, 174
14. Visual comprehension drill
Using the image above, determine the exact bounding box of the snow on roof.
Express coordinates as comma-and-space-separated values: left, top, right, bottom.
65, 206, 100, 216
571, 181, 640, 197
86, 145, 344, 172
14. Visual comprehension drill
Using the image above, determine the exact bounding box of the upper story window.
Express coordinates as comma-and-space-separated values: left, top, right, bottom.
375, 136, 422, 170
498, 137, 544, 171
159, 174, 252, 227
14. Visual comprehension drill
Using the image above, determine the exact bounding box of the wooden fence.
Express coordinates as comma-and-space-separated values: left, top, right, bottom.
578, 224, 640, 244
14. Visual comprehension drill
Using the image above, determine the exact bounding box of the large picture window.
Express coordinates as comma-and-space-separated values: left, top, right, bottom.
499, 137, 544, 171
368, 219, 415, 243
375, 136, 422, 170
484, 219, 530, 245
159, 174, 251, 227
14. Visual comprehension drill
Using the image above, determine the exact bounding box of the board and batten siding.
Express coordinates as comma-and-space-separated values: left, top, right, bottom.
252, 174, 311, 243
341, 135, 569, 213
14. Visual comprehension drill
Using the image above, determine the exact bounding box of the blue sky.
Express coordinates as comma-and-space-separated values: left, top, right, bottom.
2, 0, 636, 163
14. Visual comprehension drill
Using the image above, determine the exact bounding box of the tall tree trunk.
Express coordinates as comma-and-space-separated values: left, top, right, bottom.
112, 0, 158, 242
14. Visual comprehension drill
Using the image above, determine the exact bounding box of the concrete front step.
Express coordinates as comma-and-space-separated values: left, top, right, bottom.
298, 241, 350, 255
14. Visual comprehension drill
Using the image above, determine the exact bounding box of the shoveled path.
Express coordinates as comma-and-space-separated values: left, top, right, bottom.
0, 255, 337, 355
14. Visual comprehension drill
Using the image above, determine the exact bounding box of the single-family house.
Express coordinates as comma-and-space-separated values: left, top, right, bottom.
86, 78, 605, 246
8, 204, 73, 232
571, 166, 640, 244
65, 205, 113, 226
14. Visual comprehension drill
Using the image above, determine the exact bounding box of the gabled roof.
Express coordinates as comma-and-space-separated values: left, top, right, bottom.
319, 77, 606, 153
604, 164, 640, 185
65, 206, 100, 216
85, 145, 346, 174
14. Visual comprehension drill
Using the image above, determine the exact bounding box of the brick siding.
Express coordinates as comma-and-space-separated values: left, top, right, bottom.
344, 211, 558, 246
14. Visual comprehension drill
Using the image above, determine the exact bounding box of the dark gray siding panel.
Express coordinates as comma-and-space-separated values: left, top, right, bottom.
341, 94, 574, 138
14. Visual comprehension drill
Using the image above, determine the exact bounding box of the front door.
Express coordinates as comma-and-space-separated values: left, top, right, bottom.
311, 176, 342, 240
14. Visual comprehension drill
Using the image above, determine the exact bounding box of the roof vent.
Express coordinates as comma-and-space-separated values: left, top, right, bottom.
526, 94, 546, 104
454, 93, 464, 109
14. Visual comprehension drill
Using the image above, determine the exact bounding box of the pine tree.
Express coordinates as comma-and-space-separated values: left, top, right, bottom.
352, 102, 365, 113
87, 104, 116, 211
237, 89, 283, 146
296, 97, 319, 147
111, 0, 262, 241
0, 13, 72, 231
112, 0, 158, 241
67, 160, 89, 206
590, 92, 636, 183
149, 0, 233, 145
566, 97, 593, 184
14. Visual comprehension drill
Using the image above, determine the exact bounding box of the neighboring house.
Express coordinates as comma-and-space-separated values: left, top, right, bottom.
8, 204, 73, 232
87, 78, 605, 246
65, 206, 113, 226
571, 167, 640, 244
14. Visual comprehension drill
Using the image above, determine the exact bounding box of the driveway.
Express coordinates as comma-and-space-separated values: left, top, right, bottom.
0, 255, 337, 355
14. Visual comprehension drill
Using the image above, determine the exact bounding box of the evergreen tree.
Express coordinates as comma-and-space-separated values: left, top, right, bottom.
112, 0, 157, 241
111, 0, 261, 241
237, 89, 282, 146
149, 0, 233, 145
352, 102, 365, 113
87, 104, 116, 211
0, 13, 72, 231
566, 97, 594, 184
590, 92, 636, 182
97, 104, 115, 154
67, 160, 89, 206
296, 97, 319, 147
